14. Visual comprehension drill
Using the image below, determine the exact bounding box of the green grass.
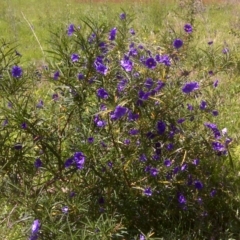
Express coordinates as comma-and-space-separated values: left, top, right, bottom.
1, 0, 239, 65
0, 0, 177, 63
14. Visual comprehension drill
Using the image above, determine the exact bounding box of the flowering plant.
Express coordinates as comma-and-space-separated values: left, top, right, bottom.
0, 7, 239, 240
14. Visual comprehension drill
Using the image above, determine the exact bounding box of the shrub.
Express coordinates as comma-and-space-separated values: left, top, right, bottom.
0, 8, 239, 240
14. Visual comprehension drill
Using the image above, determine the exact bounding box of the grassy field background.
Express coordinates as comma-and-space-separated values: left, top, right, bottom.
1, 0, 239, 63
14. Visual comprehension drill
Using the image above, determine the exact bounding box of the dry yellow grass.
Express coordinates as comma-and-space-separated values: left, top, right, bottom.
72, 0, 240, 4
202, 0, 239, 3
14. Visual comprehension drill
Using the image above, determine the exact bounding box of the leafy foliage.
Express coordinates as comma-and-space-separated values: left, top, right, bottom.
0, 2, 240, 240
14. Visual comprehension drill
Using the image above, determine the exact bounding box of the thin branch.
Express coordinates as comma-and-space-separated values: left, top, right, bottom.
21, 12, 45, 59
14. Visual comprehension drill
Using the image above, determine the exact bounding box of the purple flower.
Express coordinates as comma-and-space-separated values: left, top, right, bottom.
213, 80, 218, 88
51, 93, 58, 101
99, 41, 108, 53
96, 120, 106, 128
209, 70, 214, 76
34, 158, 42, 168
29, 235, 38, 240
146, 131, 155, 139
225, 137, 232, 147
193, 159, 200, 165
145, 57, 157, 69
109, 27, 117, 41
100, 103, 107, 111
97, 88, 109, 99
150, 168, 159, 176
128, 46, 138, 56
166, 172, 172, 181
62, 206, 69, 213
64, 157, 74, 168
129, 41, 134, 48
88, 33, 96, 43
110, 106, 128, 120
67, 24, 75, 36
145, 166, 151, 173
21, 122, 27, 129
117, 79, 128, 93
204, 122, 221, 139
144, 78, 154, 89
182, 82, 199, 93
169, 124, 179, 137
156, 54, 171, 66
152, 80, 165, 94
152, 154, 160, 160
128, 111, 139, 121
94, 115, 106, 127
129, 128, 139, 135
184, 23, 193, 33
177, 118, 185, 124
157, 120, 166, 135
121, 55, 133, 72
138, 90, 150, 101
74, 152, 85, 169
212, 141, 226, 153
204, 122, 217, 130
11, 65, 22, 78
181, 163, 187, 171
164, 159, 171, 167
200, 100, 207, 110
187, 103, 193, 111
71, 53, 79, 62
222, 47, 229, 54
100, 141, 107, 148
120, 13, 126, 20
173, 166, 179, 175
8, 102, 12, 108
210, 189, 217, 197
124, 139, 130, 145
88, 137, 94, 143
212, 110, 218, 116
14, 143, 22, 150
173, 39, 183, 49
31, 219, 40, 234
197, 197, 203, 205
139, 154, 147, 162
194, 180, 203, 190
2, 119, 8, 127
129, 28, 135, 35
208, 41, 213, 45
69, 192, 76, 198
140, 234, 146, 240
143, 187, 152, 196
166, 143, 174, 151
178, 194, 187, 204
107, 161, 113, 168
30, 219, 40, 239
36, 100, 44, 109
94, 59, 108, 75
53, 71, 60, 80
